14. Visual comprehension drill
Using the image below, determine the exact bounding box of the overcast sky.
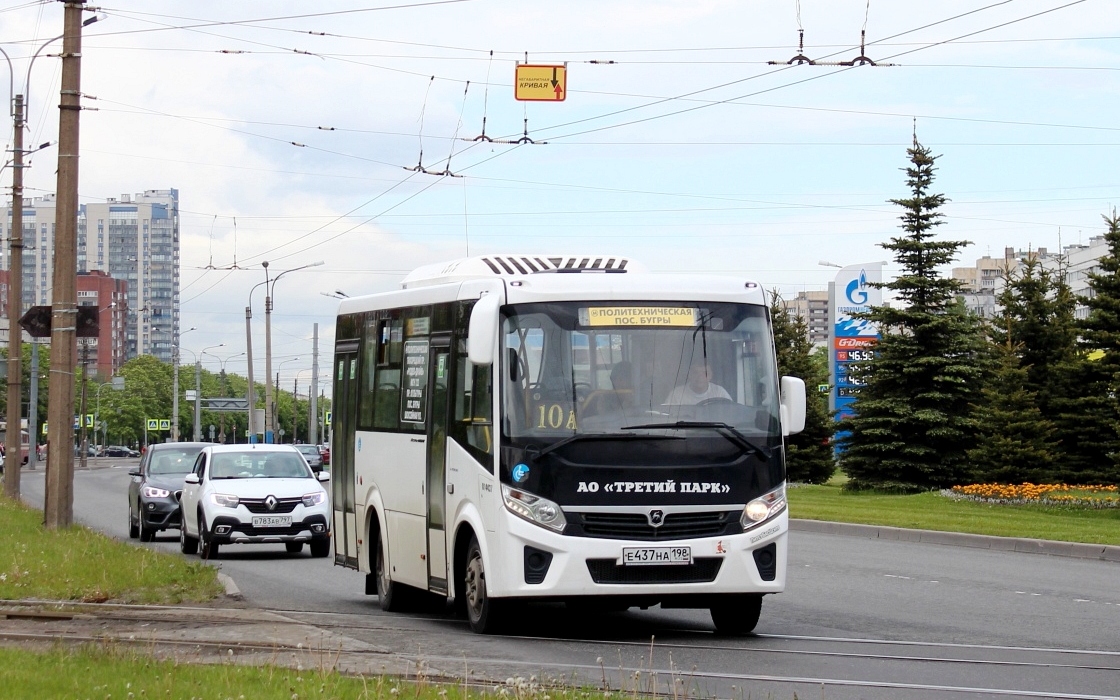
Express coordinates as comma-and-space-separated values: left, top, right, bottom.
3, 0, 1118, 387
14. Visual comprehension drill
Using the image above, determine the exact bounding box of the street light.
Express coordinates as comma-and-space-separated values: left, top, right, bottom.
204, 350, 245, 443
262, 260, 324, 443
170, 327, 197, 441
194, 344, 225, 442
274, 356, 301, 442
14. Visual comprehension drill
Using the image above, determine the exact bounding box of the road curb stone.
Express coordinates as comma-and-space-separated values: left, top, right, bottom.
791, 518, 1120, 563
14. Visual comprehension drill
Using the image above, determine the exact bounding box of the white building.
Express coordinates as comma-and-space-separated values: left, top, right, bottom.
782, 290, 830, 347
1, 189, 181, 362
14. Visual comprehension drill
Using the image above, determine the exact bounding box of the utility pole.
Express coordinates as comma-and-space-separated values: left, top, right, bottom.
309, 323, 318, 445
292, 376, 298, 443
193, 357, 201, 441
245, 305, 256, 443
78, 342, 88, 470
45, 0, 86, 529
27, 343, 39, 470
4, 93, 26, 499
171, 347, 180, 440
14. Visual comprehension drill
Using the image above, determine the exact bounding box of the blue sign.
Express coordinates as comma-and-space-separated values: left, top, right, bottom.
512, 463, 530, 483
831, 263, 883, 451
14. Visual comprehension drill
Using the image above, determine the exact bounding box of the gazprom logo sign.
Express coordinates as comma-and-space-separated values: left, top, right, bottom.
845, 269, 870, 305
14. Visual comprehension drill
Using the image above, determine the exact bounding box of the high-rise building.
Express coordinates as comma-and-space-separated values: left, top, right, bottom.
79, 189, 180, 361
2, 189, 180, 363
782, 290, 830, 347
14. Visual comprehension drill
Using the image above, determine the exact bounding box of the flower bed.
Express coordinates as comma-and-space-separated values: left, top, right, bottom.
945, 483, 1119, 508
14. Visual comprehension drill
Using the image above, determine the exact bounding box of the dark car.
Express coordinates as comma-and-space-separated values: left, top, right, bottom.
100, 445, 139, 458
295, 444, 324, 472
127, 442, 210, 541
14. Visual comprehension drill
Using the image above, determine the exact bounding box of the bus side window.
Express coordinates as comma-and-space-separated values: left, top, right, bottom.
453, 350, 494, 472
373, 319, 404, 430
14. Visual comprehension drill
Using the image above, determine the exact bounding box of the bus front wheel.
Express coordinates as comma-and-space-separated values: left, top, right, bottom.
710, 593, 763, 635
464, 536, 506, 634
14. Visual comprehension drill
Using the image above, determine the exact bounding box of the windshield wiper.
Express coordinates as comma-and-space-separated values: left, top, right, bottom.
621, 421, 772, 461
527, 432, 682, 461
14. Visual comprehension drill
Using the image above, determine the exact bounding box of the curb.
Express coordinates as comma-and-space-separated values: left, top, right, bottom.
790, 519, 1120, 563
216, 573, 242, 599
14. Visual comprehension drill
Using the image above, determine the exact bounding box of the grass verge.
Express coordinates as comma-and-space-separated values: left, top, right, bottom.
0, 496, 223, 604
788, 482, 1120, 546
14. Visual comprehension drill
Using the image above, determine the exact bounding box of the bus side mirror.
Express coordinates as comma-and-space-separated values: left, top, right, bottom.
468, 294, 501, 366
780, 376, 806, 436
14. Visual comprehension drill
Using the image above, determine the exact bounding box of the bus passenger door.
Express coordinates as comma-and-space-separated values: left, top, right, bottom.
426, 335, 451, 593
332, 344, 359, 567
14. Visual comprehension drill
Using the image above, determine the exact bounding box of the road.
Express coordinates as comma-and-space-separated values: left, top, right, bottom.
19, 462, 1120, 700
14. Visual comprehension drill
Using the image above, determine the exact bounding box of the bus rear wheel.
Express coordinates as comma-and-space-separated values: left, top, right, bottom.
464, 536, 507, 634
710, 593, 763, 635
375, 534, 406, 612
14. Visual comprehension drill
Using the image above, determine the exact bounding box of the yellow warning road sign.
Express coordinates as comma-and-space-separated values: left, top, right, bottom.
515, 64, 566, 102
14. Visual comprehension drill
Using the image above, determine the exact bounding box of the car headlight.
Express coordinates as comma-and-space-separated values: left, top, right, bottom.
501, 484, 566, 533
210, 493, 240, 508
302, 491, 326, 507
740, 483, 787, 531
141, 485, 171, 498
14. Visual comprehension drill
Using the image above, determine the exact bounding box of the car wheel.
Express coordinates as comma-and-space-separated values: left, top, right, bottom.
139, 522, 156, 542
464, 535, 507, 634
179, 516, 198, 555
309, 539, 330, 558
285, 542, 304, 554
198, 510, 219, 560
710, 594, 763, 636
127, 504, 140, 539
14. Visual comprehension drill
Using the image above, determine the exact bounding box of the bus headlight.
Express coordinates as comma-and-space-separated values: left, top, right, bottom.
741, 483, 786, 531
502, 484, 567, 533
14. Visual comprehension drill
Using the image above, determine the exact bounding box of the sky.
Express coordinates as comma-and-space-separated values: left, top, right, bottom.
3, 0, 1119, 391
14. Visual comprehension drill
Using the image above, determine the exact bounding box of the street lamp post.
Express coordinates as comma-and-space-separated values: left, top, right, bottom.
262, 260, 323, 443
170, 327, 196, 441
194, 344, 224, 442
293, 368, 312, 444
203, 350, 244, 443
274, 357, 301, 443
2, 35, 62, 500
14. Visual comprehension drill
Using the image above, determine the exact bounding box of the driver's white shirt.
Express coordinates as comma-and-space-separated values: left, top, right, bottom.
663, 383, 732, 405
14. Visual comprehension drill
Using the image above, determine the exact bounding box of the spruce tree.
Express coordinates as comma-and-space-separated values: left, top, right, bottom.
769, 291, 834, 483
1070, 213, 1120, 484
969, 297, 1056, 483
836, 143, 988, 491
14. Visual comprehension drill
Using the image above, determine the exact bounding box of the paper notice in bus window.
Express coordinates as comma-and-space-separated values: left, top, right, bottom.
581, 307, 698, 327
400, 339, 430, 423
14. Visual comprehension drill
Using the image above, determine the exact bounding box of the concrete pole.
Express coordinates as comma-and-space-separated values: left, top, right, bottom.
45, 0, 86, 530
193, 359, 201, 441
245, 305, 256, 443
27, 342, 39, 470
79, 342, 88, 470
4, 93, 25, 499
263, 293, 274, 442
171, 347, 180, 441
309, 323, 318, 445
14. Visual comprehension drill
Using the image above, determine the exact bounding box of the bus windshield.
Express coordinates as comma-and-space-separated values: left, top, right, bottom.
501, 301, 780, 444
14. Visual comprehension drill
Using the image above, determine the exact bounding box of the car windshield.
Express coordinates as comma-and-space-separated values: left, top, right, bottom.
149, 449, 205, 475
209, 451, 312, 479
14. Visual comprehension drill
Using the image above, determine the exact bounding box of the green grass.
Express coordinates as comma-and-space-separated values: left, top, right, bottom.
788, 482, 1120, 546
0, 497, 223, 604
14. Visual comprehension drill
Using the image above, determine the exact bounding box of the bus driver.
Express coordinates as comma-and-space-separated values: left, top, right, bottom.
664, 362, 731, 405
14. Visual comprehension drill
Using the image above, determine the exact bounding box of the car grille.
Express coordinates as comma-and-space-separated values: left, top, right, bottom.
574, 511, 737, 541
241, 497, 301, 514
586, 557, 723, 584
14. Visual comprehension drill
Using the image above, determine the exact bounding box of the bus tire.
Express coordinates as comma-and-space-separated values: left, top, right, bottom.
375, 535, 405, 612
464, 535, 506, 634
710, 593, 763, 635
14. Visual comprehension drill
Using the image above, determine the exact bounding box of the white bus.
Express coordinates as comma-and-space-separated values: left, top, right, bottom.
331, 255, 805, 634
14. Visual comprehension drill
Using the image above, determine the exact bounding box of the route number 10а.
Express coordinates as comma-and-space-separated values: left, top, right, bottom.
537, 403, 577, 429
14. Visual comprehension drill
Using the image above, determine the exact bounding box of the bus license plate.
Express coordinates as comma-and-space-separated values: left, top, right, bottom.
251, 515, 292, 528
621, 546, 692, 566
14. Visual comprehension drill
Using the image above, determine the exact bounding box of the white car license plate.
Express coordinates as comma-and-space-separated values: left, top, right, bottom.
621, 546, 692, 566
251, 515, 292, 528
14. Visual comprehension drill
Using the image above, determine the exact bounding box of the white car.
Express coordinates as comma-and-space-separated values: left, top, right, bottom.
179, 444, 331, 559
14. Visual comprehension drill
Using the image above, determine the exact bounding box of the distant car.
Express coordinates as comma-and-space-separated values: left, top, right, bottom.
318, 444, 330, 465
294, 444, 324, 472
99, 445, 139, 458
127, 442, 211, 542
179, 444, 331, 559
